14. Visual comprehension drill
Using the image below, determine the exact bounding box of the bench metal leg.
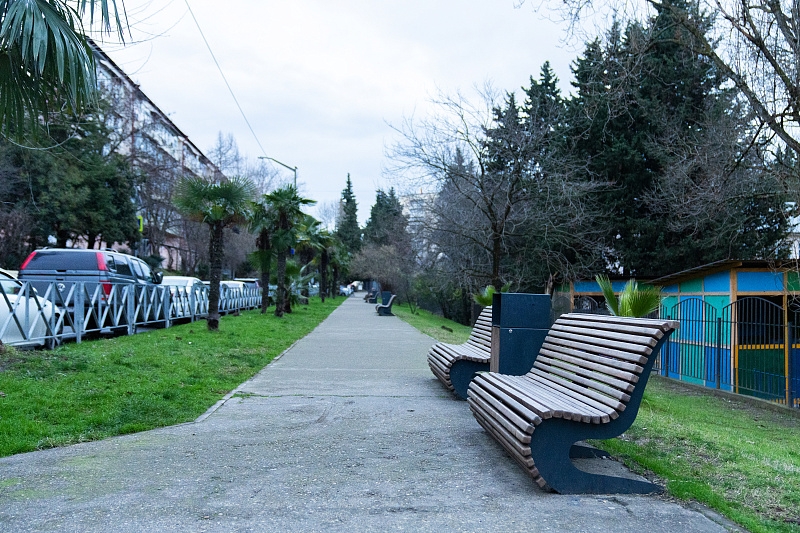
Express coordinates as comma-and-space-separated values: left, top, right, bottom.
530, 419, 662, 495
449, 360, 490, 400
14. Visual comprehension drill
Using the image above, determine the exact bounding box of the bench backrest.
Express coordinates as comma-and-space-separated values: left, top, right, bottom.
466, 306, 493, 352
530, 313, 678, 413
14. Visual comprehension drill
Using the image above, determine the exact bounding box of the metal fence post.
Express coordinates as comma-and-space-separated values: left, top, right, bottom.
788, 325, 795, 408
716, 317, 722, 390
163, 287, 171, 329
126, 285, 136, 336
664, 314, 671, 377
74, 285, 84, 344
189, 288, 196, 322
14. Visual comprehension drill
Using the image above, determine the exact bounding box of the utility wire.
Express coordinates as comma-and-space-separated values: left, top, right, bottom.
183, 0, 267, 156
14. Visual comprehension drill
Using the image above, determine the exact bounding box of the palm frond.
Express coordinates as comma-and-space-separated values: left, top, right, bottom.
0, 0, 126, 136
595, 275, 619, 316
473, 285, 496, 307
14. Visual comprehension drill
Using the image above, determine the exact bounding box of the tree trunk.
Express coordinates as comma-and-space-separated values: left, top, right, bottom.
274, 249, 286, 317
208, 223, 224, 330
87, 233, 98, 250
260, 265, 271, 313
491, 232, 502, 289
332, 265, 339, 300
258, 229, 271, 313
320, 250, 329, 303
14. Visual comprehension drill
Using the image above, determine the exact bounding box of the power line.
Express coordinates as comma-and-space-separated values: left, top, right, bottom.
183, 0, 267, 156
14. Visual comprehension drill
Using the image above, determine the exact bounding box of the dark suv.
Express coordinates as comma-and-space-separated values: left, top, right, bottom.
18, 248, 164, 334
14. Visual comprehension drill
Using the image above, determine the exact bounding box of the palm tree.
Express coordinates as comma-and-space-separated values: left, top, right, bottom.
174, 176, 255, 330
596, 275, 662, 318
317, 229, 337, 303
0, 0, 125, 137
249, 199, 276, 313
262, 185, 315, 317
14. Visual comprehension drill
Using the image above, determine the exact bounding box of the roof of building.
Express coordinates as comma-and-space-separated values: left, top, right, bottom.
649, 259, 792, 286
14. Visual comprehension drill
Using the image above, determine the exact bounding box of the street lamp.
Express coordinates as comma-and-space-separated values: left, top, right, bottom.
258, 156, 297, 188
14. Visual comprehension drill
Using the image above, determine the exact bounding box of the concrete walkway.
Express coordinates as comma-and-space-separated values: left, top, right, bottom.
0, 296, 734, 532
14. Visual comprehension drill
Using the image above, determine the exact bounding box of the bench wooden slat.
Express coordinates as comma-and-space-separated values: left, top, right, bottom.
468, 391, 537, 465
540, 336, 649, 365
528, 366, 628, 412
473, 372, 561, 425
468, 390, 534, 443
550, 323, 660, 348
495, 375, 602, 423
547, 329, 655, 356
539, 344, 643, 375
477, 373, 552, 422
557, 317, 667, 339
535, 353, 638, 392
508, 376, 610, 423
562, 313, 679, 332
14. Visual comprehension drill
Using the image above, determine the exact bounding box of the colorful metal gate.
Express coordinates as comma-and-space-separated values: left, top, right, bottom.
662, 296, 797, 407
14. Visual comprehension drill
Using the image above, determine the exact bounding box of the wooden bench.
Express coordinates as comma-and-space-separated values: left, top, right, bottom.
376, 294, 396, 316
427, 306, 493, 400
467, 313, 678, 494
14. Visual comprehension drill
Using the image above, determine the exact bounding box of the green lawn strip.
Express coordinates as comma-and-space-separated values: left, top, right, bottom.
0, 298, 342, 457
595, 377, 800, 533
394, 307, 800, 532
392, 303, 472, 344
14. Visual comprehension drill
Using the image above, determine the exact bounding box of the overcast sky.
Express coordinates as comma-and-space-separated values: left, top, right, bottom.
100, 0, 578, 224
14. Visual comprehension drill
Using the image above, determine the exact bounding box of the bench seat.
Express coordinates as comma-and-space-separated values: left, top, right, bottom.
468, 313, 678, 494
428, 307, 493, 398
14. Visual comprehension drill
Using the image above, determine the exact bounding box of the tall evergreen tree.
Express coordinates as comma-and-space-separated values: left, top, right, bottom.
336, 173, 361, 254
565, 4, 791, 277
362, 187, 409, 249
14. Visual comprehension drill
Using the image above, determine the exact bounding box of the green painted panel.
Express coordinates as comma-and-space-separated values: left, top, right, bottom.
737, 348, 785, 400
679, 278, 703, 293
661, 296, 678, 319
788, 271, 800, 292
680, 341, 705, 385
703, 295, 729, 344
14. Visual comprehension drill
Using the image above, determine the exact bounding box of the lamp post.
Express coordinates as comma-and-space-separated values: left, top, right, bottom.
258, 156, 297, 188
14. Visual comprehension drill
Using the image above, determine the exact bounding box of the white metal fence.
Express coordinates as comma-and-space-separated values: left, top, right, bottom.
0, 280, 262, 348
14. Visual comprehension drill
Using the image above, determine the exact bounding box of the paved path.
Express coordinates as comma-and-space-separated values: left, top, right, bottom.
0, 296, 734, 532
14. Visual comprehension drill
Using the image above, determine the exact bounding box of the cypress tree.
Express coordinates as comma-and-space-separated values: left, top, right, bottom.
336, 173, 361, 254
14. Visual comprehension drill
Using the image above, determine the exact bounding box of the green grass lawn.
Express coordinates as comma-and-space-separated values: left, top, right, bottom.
392, 303, 472, 344
0, 298, 342, 457
394, 302, 800, 533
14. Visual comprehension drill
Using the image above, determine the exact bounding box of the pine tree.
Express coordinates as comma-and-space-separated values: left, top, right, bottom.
363, 187, 409, 250
336, 174, 361, 254
564, 4, 791, 277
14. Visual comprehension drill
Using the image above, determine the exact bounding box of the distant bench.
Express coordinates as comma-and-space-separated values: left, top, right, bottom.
427, 306, 493, 399
467, 313, 678, 494
376, 294, 396, 316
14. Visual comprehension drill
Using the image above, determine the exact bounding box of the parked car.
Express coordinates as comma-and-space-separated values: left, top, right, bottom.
233, 278, 260, 290
220, 280, 246, 292
161, 275, 204, 296
339, 285, 354, 296
0, 268, 59, 348
161, 275, 206, 319
17, 248, 164, 333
